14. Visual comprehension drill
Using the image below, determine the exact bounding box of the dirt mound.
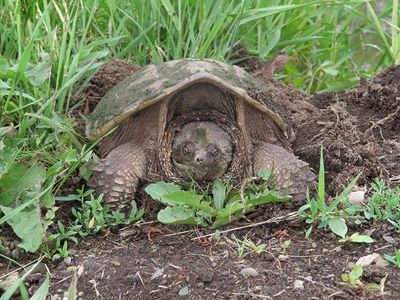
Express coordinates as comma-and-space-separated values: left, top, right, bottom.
74, 59, 140, 113
69, 59, 140, 132
292, 67, 400, 193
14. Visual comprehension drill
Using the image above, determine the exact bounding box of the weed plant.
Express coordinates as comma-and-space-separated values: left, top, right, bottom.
298, 148, 399, 243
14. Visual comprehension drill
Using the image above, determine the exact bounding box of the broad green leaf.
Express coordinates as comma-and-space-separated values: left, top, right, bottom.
260, 29, 281, 58
328, 218, 347, 239
24, 52, 51, 86
247, 191, 290, 207
384, 254, 397, 265
29, 275, 49, 300
297, 203, 310, 216
319, 79, 359, 93
212, 201, 245, 228
215, 201, 245, 220
212, 179, 226, 211
157, 206, 199, 225
321, 61, 339, 76
47, 161, 63, 177
0, 163, 46, 207
0, 138, 23, 178
310, 199, 318, 216
144, 182, 181, 200
0, 203, 43, 252
348, 233, 374, 244
0, 79, 10, 89
349, 265, 363, 281
211, 217, 235, 229
162, 191, 216, 216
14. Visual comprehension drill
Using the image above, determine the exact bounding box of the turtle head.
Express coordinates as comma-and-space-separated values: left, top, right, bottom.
171, 121, 233, 182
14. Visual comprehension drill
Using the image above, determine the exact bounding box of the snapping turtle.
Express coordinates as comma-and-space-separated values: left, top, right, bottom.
86, 59, 315, 210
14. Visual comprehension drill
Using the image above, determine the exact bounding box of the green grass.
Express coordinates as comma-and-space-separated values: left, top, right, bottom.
0, 0, 399, 255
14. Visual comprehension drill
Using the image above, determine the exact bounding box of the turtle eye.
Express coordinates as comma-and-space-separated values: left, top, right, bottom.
182, 142, 194, 155
207, 144, 219, 157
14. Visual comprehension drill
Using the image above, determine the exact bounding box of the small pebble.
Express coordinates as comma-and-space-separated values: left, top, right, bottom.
111, 260, 121, 267
293, 279, 304, 290
9, 242, 16, 251
127, 273, 141, 284
11, 249, 19, 259
64, 257, 72, 266
349, 191, 365, 205
240, 267, 259, 278
278, 255, 289, 261
178, 286, 189, 296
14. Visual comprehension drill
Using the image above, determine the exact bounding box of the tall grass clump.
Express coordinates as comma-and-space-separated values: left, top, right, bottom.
0, 0, 398, 253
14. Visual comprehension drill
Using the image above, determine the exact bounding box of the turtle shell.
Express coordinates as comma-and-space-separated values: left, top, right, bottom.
86, 59, 287, 139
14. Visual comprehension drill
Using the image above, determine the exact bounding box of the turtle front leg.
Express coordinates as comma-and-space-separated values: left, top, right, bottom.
88, 142, 148, 211
253, 142, 316, 206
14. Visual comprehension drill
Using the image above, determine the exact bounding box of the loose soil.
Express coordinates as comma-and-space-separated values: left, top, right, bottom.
1, 58, 400, 299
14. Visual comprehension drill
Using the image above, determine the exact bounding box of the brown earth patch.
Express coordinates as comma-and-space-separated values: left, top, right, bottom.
292, 66, 400, 193
25, 214, 400, 299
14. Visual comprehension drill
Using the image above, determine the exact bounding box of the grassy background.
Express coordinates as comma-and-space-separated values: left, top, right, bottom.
0, 0, 399, 252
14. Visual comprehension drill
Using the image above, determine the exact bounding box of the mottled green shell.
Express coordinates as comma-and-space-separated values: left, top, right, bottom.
86, 59, 286, 139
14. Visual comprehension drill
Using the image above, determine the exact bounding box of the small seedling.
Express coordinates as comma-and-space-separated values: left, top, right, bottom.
45, 188, 144, 260
339, 264, 388, 293
234, 237, 267, 258
52, 241, 69, 261
339, 264, 364, 290
298, 147, 363, 239
339, 233, 374, 244
280, 239, 292, 255
363, 180, 400, 228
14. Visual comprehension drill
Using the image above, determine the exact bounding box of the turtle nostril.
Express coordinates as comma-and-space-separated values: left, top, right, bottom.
196, 157, 204, 163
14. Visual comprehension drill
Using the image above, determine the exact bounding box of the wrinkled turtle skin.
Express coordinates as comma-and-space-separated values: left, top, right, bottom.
87, 59, 315, 211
